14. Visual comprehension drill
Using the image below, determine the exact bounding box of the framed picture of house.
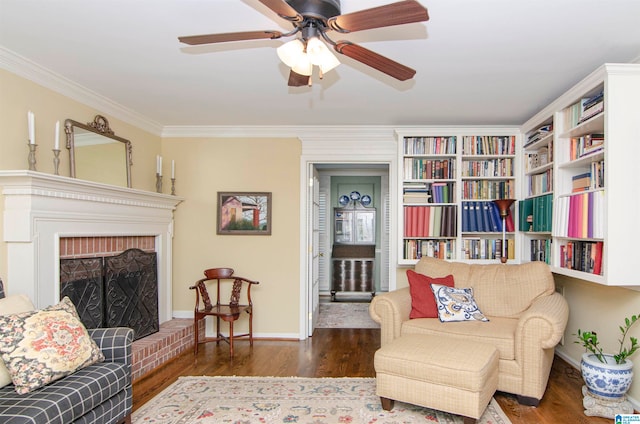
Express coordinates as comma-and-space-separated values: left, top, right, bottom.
217, 192, 272, 235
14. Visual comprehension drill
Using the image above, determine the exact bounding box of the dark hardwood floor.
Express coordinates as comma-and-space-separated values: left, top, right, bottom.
133, 328, 611, 423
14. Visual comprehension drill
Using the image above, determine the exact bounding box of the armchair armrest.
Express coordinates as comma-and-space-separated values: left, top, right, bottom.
369, 287, 412, 346
516, 292, 569, 350
87, 327, 133, 370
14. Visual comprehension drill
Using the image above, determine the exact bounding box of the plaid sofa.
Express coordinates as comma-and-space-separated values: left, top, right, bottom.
0, 279, 133, 424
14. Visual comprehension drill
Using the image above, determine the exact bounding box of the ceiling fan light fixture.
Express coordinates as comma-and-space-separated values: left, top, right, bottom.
306, 36, 340, 73
277, 39, 305, 67
291, 53, 313, 76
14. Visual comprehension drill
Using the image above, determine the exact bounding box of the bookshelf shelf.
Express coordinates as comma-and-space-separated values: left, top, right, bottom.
526, 162, 553, 176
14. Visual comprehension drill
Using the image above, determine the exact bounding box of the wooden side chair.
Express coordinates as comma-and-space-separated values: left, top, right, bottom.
189, 268, 259, 357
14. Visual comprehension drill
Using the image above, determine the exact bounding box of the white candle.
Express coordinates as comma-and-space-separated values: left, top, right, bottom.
158, 155, 162, 176
171, 160, 175, 179
28, 111, 35, 144
54, 121, 60, 150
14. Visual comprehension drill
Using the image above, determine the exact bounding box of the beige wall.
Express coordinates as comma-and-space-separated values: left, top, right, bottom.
162, 137, 301, 336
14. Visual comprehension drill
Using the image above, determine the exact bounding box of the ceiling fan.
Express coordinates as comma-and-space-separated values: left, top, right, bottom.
178, 0, 429, 87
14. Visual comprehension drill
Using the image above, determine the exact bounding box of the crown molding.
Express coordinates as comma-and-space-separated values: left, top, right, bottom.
0, 46, 164, 136
161, 125, 398, 140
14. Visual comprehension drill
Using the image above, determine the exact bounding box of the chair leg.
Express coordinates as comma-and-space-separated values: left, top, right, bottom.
216, 316, 221, 345
229, 321, 234, 357
193, 316, 199, 355
249, 311, 254, 346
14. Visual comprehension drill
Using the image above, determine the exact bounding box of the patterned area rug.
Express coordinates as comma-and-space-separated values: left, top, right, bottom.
315, 302, 380, 329
132, 376, 511, 424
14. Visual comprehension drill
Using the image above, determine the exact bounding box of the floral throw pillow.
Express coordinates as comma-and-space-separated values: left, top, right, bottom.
430, 283, 489, 323
0, 296, 104, 394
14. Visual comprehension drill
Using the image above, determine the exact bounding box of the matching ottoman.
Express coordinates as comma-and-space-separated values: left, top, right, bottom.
374, 334, 499, 424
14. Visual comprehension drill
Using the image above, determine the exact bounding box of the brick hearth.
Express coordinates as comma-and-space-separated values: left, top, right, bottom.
131, 318, 203, 382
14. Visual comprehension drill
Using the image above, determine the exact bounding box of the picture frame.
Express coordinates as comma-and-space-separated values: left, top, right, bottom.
217, 192, 272, 235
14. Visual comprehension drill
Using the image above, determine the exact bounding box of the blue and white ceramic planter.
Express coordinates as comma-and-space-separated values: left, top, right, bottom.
580, 353, 633, 399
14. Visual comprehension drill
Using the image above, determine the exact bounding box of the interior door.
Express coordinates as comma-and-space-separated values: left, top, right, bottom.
308, 167, 321, 335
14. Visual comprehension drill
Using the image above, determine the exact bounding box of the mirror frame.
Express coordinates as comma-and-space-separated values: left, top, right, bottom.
65, 115, 133, 188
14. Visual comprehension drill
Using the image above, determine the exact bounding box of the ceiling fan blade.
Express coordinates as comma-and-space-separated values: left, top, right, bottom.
288, 70, 311, 87
328, 0, 428, 33
257, 0, 303, 22
334, 41, 416, 81
178, 30, 283, 45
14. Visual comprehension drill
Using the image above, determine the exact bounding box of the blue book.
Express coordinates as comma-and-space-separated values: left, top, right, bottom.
462, 202, 470, 232
468, 201, 478, 232
487, 202, 500, 232
482, 202, 492, 232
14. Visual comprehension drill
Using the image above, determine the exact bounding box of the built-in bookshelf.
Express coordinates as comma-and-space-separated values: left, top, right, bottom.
520, 63, 640, 286
397, 129, 520, 265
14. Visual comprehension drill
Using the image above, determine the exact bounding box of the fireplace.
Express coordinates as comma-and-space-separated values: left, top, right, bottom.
0, 171, 182, 325
61, 248, 159, 340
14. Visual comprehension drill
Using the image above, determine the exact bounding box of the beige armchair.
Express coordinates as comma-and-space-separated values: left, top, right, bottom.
370, 257, 569, 405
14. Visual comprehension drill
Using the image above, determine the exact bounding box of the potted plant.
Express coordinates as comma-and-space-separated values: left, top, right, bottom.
575, 314, 640, 400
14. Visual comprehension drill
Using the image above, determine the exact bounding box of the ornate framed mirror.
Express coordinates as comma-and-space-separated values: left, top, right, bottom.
65, 115, 132, 188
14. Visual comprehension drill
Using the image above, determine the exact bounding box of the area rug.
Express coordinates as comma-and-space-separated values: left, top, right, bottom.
315, 302, 380, 329
132, 376, 511, 424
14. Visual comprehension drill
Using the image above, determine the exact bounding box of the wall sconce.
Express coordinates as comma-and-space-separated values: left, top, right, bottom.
492, 199, 515, 263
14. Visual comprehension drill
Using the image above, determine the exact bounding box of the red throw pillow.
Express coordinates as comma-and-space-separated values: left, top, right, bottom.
407, 270, 455, 319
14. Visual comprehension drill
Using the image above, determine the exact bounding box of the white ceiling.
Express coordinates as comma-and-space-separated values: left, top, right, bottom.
1, 0, 640, 130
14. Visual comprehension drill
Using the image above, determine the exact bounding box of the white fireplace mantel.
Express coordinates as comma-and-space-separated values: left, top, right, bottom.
0, 170, 183, 324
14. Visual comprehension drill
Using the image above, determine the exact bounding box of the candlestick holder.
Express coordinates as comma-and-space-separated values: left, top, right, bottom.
52, 149, 61, 175
171, 178, 176, 196
27, 142, 37, 171
156, 173, 163, 193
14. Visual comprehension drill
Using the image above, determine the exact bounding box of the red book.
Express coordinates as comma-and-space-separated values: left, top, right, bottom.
417, 206, 425, 237
593, 242, 603, 275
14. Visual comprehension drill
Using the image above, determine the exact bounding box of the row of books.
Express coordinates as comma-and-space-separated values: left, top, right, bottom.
526, 169, 553, 197
461, 180, 515, 200
519, 194, 553, 232
403, 157, 456, 180
403, 136, 457, 155
564, 91, 605, 128
461, 135, 516, 156
461, 238, 515, 260
403, 205, 457, 237
461, 201, 515, 233
461, 158, 514, 178
525, 147, 551, 172
570, 134, 604, 160
403, 239, 455, 260
571, 163, 604, 192
530, 238, 551, 264
558, 240, 603, 275
578, 91, 604, 124
403, 182, 456, 204
525, 124, 553, 147
553, 191, 605, 239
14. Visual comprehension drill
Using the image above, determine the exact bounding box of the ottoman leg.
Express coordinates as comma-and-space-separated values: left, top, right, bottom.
380, 397, 394, 411
463, 417, 477, 424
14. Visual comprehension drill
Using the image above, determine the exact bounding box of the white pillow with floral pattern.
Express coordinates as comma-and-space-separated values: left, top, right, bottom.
431, 283, 489, 322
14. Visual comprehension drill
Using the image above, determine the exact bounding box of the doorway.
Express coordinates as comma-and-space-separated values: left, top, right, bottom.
303, 162, 392, 337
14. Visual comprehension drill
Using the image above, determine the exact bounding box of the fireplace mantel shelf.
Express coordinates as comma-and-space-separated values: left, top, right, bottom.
1, 170, 182, 323
0, 170, 184, 209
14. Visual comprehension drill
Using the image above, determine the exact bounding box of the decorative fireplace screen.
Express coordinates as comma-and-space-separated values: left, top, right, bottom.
60, 248, 159, 340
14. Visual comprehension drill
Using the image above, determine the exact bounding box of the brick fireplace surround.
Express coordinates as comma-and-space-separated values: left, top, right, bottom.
0, 171, 187, 381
